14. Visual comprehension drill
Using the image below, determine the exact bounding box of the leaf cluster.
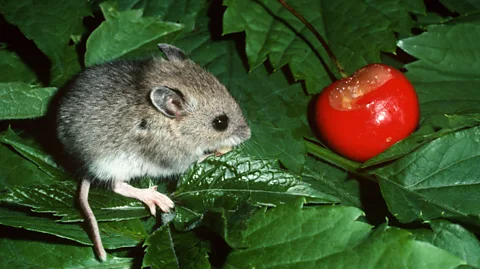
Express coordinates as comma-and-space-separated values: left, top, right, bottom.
1, 0, 480, 268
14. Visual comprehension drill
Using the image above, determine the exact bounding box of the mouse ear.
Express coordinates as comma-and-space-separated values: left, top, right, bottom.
150, 86, 185, 118
157, 44, 187, 62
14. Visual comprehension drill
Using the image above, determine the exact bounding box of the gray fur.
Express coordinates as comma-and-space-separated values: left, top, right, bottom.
57, 46, 251, 182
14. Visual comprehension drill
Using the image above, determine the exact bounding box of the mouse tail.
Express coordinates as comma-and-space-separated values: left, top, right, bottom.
78, 178, 107, 262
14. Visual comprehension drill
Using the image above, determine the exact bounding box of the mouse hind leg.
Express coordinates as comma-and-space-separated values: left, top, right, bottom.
112, 181, 174, 216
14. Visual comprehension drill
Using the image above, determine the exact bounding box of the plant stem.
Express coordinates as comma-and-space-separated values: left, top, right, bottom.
304, 140, 377, 183
276, 0, 348, 78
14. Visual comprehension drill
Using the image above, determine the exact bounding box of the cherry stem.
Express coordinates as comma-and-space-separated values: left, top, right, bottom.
276, 0, 348, 78
304, 140, 378, 183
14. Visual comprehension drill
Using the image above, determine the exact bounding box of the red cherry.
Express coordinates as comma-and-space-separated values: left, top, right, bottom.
315, 64, 420, 162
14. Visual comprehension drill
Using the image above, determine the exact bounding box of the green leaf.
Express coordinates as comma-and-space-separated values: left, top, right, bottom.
0, 50, 38, 84
440, 0, 480, 14
84, 1, 184, 67
362, 0, 425, 33
399, 18, 480, 113
50, 46, 84, 87
172, 206, 203, 231
172, 149, 339, 237
415, 12, 453, 28
412, 220, 480, 268
199, 203, 259, 247
363, 113, 480, 167
118, 0, 205, 32
225, 199, 370, 256
302, 156, 362, 208
222, 0, 332, 94
172, 230, 211, 269
314, 224, 463, 269
0, 0, 90, 86
376, 126, 480, 225
0, 143, 57, 189
243, 77, 309, 171
225, 200, 463, 269
403, 0, 427, 15
0, 127, 67, 179
0, 82, 57, 120
223, 0, 423, 94
142, 225, 180, 269
0, 233, 135, 268
142, 225, 210, 269
0, 181, 150, 222
234, 70, 312, 172
174, 150, 339, 214
0, 206, 145, 249
323, 0, 423, 72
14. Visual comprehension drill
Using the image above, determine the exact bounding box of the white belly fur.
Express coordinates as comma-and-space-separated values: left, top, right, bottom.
89, 152, 178, 181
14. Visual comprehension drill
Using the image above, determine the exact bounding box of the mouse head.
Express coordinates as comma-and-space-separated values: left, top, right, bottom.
150, 44, 251, 158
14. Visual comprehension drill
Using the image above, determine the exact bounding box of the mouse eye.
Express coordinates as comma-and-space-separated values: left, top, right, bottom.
212, 114, 229, 131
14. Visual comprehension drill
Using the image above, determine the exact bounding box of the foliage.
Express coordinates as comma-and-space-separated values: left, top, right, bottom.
1, 0, 479, 268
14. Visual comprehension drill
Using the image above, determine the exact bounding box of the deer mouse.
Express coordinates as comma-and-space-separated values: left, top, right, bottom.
56, 44, 251, 261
